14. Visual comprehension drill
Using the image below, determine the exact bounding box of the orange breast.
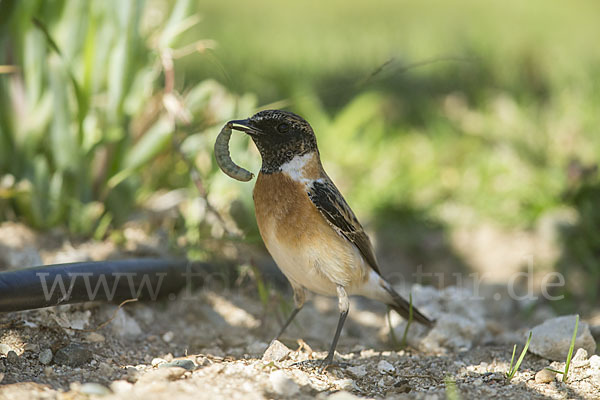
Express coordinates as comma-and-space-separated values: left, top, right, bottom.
252, 171, 369, 291
253, 172, 324, 245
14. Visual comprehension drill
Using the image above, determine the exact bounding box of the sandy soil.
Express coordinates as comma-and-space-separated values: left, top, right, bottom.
1, 288, 599, 400
1, 222, 599, 399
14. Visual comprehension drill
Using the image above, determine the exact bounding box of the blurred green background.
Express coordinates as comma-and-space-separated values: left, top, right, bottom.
0, 0, 599, 311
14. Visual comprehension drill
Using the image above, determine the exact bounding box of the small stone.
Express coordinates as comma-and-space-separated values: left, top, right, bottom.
158, 359, 196, 371
98, 362, 114, 377
39, 349, 53, 365
196, 356, 209, 367
86, 332, 106, 343
162, 331, 174, 343
535, 368, 556, 384
44, 367, 54, 377
0, 372, 4, 383
54, 344, 93, 367
24, 343, 39, 352
111, 309, 142, 338
262, 340, 291, 362
472, 378, 483, 386
139, 367, 187, 382
79, 383, 111, 396
110, 380, 133, 393
151, 358, 167, 367
572, 348, 588, 366
590, 355, 600, 369
573, 348, 588, 361
327, 391, 362, 400
394, 380, 412, 394
269, 370, 299, 396
529, 315, 596, 361
377, 360, 395, 374
333, 378, 354, 391
126, 366, 140, 383
347, 365, 368, 378
571, 348, 590, 368
6, 350, 18, 363
0, 344, 12, 355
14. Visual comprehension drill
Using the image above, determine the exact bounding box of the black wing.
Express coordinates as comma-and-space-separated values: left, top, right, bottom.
307, 177, 381, 275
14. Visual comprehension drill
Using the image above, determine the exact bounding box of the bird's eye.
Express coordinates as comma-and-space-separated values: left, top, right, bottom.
277, 123, 290, 133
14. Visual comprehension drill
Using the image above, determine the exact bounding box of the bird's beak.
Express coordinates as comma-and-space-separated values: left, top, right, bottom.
229, 119, 261, 136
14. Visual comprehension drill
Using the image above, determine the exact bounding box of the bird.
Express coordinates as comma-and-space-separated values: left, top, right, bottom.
228, 110, 433, 366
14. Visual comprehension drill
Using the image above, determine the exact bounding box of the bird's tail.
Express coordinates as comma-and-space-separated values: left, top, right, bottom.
382, 283, 434, 328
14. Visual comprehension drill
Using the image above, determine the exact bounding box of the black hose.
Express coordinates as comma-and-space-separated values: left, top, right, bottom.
0, 258, 217, 312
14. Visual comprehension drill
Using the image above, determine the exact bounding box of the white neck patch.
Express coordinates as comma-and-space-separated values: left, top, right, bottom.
280, 152, 315, 185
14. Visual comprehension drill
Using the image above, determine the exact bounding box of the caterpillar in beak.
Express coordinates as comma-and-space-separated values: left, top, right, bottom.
214, 123, 254, 182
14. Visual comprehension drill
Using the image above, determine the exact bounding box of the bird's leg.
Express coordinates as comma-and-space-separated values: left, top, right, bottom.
322, 285, 349, 366
273, 286, 305, 341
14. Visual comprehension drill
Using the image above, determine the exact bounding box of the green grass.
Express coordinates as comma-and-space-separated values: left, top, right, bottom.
506, 331, 532, 382
180, 0, 600, 231
400, 293, 414, 348
1, 0, 600, 305
177, 0, 600, 305
0, 0, 255, 242
444, 376, 461, 400
546, 315, 580, 383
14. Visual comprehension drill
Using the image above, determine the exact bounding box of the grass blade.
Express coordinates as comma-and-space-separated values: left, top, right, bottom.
445, 376, 461, 400
563, 315, 579, 382
400, 292, 413, 348
544, 315, 580, 383
506, 331, 532, 381
508, 344, 517, 374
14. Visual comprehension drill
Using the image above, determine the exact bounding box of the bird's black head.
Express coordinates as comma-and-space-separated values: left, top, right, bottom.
229, 110, 318, 173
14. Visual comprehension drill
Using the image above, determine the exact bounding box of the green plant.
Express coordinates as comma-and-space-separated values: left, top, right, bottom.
0, 0, 254, 238
444, 376, 461, 400
400, 292, 414, 348
545, 315, 579, 382
506, 331, 532, 382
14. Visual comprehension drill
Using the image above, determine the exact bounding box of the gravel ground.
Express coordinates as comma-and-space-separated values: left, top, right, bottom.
1, 222, 599, 399
1, 288, 599, 400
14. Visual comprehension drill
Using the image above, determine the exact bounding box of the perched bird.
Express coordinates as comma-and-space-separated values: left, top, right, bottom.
229, 110, 433, 366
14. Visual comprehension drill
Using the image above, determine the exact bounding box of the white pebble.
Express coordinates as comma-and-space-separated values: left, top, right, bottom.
162, 331, 175, 343
110, 380, 133, 393
262, 340, 291, 362
79, 383, 111, 396
269, 370, 299, 396
151, 358, 167, 367
377, 360, 395, 374
573, 348, 588, 361
333, 378, 354, 391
